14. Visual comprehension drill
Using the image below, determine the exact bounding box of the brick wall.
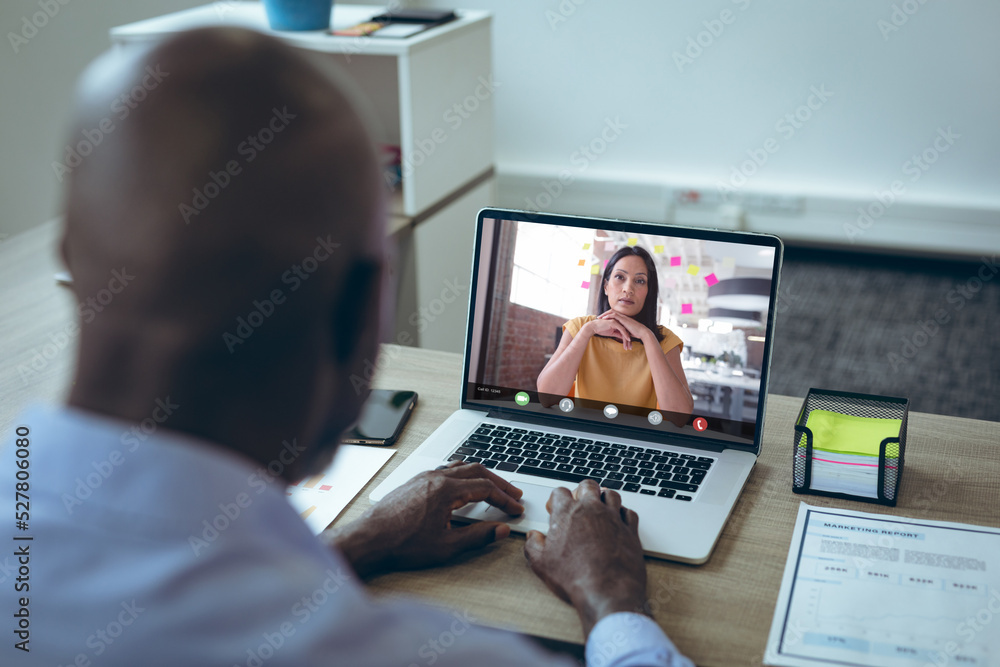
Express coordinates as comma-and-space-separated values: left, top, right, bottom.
482, 221, 517, 385
494, 303, 566, 391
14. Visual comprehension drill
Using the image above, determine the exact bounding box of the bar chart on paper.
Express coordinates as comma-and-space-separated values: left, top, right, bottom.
766, 504, 1000, 667
286, 445, 394, 534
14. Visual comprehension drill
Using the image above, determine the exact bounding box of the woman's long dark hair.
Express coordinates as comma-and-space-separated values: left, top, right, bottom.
596, 245, 664, 342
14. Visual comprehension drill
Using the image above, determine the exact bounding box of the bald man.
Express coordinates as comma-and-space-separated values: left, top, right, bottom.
0, 28, 692, 667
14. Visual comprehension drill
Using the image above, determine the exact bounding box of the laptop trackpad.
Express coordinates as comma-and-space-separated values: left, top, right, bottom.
453, 482, 555, 531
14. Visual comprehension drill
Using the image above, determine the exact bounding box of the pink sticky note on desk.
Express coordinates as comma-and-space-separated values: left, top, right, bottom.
704, 273, 718, 286
670, 256, 681, 267
681, 303, 693, 315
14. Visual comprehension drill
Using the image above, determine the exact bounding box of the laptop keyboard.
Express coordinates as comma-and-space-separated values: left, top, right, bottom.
448, 422, 715, 501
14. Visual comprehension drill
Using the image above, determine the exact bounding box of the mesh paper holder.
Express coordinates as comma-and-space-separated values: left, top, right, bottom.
792, 388, 909, 506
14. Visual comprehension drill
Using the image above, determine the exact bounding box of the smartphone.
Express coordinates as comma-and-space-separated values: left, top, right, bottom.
340, 389, 417, 446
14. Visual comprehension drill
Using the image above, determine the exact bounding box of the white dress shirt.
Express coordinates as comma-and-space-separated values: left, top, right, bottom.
0, 405, 693, 667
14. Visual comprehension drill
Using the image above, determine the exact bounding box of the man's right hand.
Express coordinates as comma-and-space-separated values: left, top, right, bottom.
523, 480, 649, 636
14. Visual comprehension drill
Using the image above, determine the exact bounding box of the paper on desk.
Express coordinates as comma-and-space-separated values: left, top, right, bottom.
800, 450, 883, 498
286, 444, 394, 534
765, 503, 1000, 667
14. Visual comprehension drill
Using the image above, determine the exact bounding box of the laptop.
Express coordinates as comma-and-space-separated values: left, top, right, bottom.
371, 208, 783, 564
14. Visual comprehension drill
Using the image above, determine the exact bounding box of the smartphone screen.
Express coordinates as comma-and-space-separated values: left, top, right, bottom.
342, 390, 417, 445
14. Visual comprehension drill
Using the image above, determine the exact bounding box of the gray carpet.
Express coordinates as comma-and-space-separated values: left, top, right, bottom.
767, 247, 999, 421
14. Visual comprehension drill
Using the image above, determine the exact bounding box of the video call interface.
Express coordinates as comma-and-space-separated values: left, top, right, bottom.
465, 215, 779, 446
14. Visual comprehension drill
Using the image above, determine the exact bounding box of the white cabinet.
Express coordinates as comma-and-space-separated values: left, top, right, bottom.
111, 3, 495, 352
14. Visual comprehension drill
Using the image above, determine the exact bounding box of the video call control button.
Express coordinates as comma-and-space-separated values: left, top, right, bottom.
559, 398, 575, 412
647, 411, 663, 425
515, 391, 530, 406
693, 417, 708, 431
604, 404, 619, 419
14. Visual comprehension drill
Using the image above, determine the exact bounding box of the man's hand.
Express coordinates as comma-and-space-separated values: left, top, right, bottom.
524, 481, 648, 636
324, 461, 524, 578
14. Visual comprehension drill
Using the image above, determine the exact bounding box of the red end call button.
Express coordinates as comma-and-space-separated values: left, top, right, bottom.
693, 417, 708, 432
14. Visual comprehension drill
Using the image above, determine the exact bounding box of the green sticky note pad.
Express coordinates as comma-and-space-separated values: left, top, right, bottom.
804, 409, 901, 457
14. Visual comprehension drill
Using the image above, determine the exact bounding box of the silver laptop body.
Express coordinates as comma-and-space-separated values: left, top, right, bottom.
372, 208, 783, 564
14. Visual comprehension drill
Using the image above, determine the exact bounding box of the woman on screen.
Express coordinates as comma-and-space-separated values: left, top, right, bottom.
536, 246, 693, 416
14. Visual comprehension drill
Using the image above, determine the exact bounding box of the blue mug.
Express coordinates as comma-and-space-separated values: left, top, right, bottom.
262, 0, 334, 31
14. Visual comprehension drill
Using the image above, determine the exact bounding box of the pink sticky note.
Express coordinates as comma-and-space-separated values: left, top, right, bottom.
319, 485, 332, 491
581, 281, 590, 289
704, 273, 718, 286
603, 259, 608, 268
681, 303, 693, 315
670, 256, 681, 267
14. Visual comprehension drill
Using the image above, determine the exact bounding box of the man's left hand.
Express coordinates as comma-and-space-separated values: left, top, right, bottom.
323, 461, 524, 577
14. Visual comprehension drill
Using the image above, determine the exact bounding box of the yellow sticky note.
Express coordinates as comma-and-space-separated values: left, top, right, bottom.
687, 264, 700, 276
590, 264, 600, 275
654, 245, 664, 254
805, 410, 901, 457
582, 243, 591, 250
578, 259, 585, 266
627, 237, 638, 247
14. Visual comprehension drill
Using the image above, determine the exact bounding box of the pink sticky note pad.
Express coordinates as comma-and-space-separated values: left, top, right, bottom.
681, 303, 693, 315
670, 256, 681, 267
319, 485, 332, 491
705, 273, 718, 286
581, 281, 590, 289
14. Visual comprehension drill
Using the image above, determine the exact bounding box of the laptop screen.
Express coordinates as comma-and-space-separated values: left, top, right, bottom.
463, 209, 782, 450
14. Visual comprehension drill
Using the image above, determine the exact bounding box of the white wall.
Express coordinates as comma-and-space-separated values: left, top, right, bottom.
0, 0, 208, 238
409, 0, 1000, 254
5, 1, 999, 252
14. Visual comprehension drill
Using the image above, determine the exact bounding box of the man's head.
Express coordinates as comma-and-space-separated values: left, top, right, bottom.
61, 28, 386, 481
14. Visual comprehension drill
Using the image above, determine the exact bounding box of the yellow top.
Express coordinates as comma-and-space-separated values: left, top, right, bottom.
563, 315, 683, 410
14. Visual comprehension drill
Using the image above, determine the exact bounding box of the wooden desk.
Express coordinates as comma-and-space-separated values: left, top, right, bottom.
346, 346, 1000, 665
3, 220, 1000, 666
